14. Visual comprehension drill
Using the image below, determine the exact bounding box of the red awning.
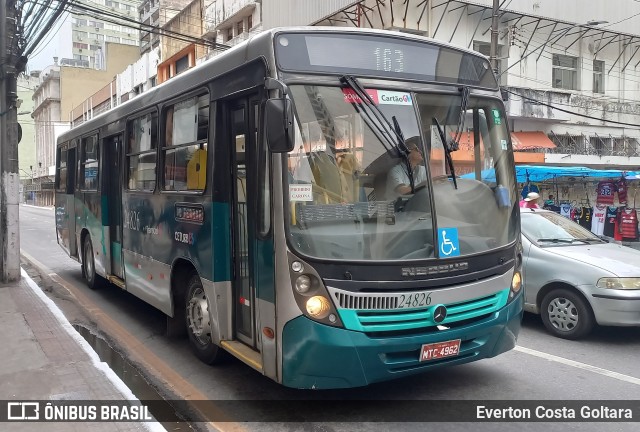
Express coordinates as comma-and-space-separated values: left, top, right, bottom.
510, 131, 556, 150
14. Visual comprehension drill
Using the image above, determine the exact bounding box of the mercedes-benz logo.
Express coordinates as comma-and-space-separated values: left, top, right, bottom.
432, 304, 447, 324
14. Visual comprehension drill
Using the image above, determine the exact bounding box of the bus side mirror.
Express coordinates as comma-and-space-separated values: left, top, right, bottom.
265, 98, 294, 153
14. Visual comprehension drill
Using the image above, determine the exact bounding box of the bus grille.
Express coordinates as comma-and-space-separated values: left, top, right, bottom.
332, 290, 509, 333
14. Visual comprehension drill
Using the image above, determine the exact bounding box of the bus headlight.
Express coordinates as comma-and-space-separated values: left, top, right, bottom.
511, 271, 522, 293
508, 271, 522, 302
288, 254, 343, 327
306, 296, 331, 319
295, 275, 312, 293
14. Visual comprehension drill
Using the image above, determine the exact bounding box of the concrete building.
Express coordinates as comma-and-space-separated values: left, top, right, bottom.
138, 0, 194, 54
261, 0, 640, 173
33, 0, 141, 70
32, 44, 140, 205
31, 63, 67, 206
203, 0, 263, 50
17, 74, 38, 203
61, 43, 141, 122
157, 0, 207, 83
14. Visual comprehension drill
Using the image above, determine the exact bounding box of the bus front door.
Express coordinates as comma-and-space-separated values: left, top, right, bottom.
226, 96, 261, 349
104, 134, 124, 279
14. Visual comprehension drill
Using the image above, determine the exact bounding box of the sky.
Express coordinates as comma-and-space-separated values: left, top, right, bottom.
25, 12, 72, 73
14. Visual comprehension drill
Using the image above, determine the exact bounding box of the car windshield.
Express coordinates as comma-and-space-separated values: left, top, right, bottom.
285, 84, 518, 261
521, 211, 603, 246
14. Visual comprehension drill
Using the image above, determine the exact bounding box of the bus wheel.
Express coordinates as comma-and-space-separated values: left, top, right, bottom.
83, 236, 99, 290
185, 274, 223, 364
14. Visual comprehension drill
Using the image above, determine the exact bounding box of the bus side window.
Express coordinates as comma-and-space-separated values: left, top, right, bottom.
163, 94, 209, 192
127, 111, 158, 191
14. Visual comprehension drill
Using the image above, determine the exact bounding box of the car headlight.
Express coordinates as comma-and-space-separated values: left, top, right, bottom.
596, 277, 640, 290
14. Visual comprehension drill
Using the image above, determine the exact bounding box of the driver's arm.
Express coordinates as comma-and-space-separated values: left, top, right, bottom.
388, 164, 412, 195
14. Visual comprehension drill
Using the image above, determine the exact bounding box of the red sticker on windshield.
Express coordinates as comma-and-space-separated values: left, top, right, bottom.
343, 88, 379, 104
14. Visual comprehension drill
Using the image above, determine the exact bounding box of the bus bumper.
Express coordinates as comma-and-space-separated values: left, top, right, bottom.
281, 292, 523, 389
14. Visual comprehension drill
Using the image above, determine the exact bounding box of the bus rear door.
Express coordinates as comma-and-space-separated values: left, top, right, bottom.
104, 134, 124, 279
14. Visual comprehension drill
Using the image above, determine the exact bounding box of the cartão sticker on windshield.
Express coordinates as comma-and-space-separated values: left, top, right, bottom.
342, 89, 412, 105
438, 227, 460, 257
501, 139, 508, 150
377, 91, 413, 105
290, 184, 313, 202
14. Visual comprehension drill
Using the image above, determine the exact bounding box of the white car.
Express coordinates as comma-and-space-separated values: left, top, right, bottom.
521, 208, 640, 339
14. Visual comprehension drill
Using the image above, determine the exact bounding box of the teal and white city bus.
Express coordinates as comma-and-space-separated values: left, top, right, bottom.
55, 27, 523, 389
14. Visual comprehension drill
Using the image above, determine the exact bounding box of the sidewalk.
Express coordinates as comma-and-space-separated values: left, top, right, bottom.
0, 268, 165, 432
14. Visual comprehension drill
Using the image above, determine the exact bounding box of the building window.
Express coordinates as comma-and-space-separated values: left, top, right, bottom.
162, 94, 209, 192
225, 28, 233, 42
175, 55, 189, 74
593, 60, 604, 94
127, 112, 158, 191
552, 54, 579, 90
237, 21, 243, 35
248, 15, 253, 30
74, 31, 88, 40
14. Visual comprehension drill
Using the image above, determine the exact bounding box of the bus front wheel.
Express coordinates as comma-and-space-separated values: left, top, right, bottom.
82, 236, 99, 290
185, 274, 224, 364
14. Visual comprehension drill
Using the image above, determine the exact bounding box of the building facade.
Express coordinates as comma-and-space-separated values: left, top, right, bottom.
138, 0, 194, 54
204, 0, 263, 50
17, 74, 38, 203
31, 63, 67, 206
261, 0, 640, 171
68, 0, 141, 69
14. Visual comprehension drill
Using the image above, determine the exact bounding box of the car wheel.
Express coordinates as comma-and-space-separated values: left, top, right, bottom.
540, 288, 594, 339
185, 273, 225, 364
83, 236, 99, 290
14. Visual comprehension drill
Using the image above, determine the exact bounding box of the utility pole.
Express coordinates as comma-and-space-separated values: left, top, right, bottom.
0, 0, 22, 282
489, 0, 500, 76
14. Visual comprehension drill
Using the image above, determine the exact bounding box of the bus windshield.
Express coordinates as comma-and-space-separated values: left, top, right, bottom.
286, 85, 518, 261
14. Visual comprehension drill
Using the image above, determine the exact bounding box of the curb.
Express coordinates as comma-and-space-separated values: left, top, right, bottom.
19, 252, 243, 432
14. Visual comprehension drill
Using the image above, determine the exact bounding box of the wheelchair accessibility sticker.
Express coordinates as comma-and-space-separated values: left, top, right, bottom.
438, 228, 460, 257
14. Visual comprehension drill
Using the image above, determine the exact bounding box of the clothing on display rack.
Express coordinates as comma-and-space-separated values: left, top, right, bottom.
560, 202, 572, 218
596, 180, 616, 205
577, 206, 593, 229
619, 207, 639, 240
603, 206, 618, 238
616, 177, 628, 205
590, 204, 607, 236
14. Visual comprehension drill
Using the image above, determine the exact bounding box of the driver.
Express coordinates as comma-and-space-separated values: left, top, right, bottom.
386, 136, 427, 198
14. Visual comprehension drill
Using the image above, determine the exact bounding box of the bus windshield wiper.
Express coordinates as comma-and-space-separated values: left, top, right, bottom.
340, 75, 415, 192
433, 117, 458, 189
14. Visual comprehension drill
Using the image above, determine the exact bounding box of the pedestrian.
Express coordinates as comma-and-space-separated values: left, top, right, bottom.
520, 192, 540, 208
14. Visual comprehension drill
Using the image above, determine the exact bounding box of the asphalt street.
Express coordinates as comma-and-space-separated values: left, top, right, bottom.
18, 204, 640, 432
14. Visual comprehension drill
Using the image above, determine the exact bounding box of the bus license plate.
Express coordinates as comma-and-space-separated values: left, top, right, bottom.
419, 339, 461, 362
